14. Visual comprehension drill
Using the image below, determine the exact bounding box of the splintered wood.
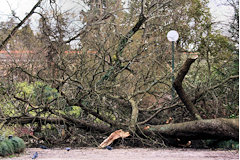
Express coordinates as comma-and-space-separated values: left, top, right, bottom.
99, 129, 130, 148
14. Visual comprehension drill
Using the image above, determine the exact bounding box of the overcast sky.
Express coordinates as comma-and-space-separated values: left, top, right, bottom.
0, 0, 234, 29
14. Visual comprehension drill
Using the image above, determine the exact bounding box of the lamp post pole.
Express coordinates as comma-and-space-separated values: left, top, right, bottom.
171, 41, 175, 99
167, 30, 179, 99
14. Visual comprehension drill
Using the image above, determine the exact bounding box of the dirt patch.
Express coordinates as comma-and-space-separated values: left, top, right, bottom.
0, 148, 238, 160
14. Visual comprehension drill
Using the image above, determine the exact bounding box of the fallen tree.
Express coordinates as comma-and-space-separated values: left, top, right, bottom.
137, 56, 239, 146
0, 0, 238, 148
1, 57, 238, 148
140, 118, 239, 141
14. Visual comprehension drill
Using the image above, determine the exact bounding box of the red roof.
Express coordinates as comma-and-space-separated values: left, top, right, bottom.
0, 50, 97, 54
0, 50, 34, 54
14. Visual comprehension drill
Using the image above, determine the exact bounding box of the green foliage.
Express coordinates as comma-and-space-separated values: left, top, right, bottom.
1, 81, 63, 117
216, 140, 239, 150
0, 137, 25, 157
14, 81, 67, 112
0, 140, 14, 157
68, 106, 82, 117
205, 139, 239, 150
10, 137, 26, 153
31, 82, 59, 105
189, 0, 210, 23
3, 140, 14, 155
0, 141, 11, 157
16, 82, 34, 95
0, 127, 15, 139
228, 0, 239, 45
15, 81, 59, 105
229, 114, 239, 119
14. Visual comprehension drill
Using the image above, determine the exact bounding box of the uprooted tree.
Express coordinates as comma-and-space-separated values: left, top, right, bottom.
0, 0, 238, 148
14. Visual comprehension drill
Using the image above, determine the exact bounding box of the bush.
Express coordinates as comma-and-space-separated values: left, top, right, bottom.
0, 137, 25, 157
10, 137, 26, 153
0, 140, 13, 157
216, 140, 239, 150
205, 139, 239, 150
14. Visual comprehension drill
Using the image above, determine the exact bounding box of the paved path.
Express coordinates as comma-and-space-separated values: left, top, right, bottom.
1, 148, 239, 160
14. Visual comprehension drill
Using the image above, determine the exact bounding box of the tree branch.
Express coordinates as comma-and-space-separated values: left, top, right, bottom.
0, 115, 111, 133
97, 10, 147, 85
194, 75, 239, 102
0, 0, 43, 50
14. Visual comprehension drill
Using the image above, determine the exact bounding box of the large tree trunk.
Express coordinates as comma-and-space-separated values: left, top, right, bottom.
141, 118, 239, 140
139, 57, 239, 142
173, 57, 202, 120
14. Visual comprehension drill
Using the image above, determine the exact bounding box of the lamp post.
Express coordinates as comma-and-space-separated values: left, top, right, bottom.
167, 30, 179, 99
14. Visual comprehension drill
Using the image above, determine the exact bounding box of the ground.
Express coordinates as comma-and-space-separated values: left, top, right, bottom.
0, 148, 239, 160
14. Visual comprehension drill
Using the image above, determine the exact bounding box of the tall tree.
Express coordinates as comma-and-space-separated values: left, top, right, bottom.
227, 0, 239, 45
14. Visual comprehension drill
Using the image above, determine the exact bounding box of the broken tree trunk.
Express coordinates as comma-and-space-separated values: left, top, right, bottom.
141, 118, 239, 140
173, 57, 202, 120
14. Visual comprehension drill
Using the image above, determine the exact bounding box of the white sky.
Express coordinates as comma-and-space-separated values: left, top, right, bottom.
208, 0, 234, 23
0, 0, 37, 21
0, 0, 234, 29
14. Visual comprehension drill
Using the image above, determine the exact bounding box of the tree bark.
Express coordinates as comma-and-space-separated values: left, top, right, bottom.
141, 118, 239, 140
173, 58, 202, 120
0, 115, 111, 133
129, 98, 139, 132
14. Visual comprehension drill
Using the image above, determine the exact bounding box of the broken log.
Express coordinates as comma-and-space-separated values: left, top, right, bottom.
141, 118, 239, 140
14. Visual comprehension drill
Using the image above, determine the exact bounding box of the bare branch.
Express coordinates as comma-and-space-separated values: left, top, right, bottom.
0, 0, 43, 50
